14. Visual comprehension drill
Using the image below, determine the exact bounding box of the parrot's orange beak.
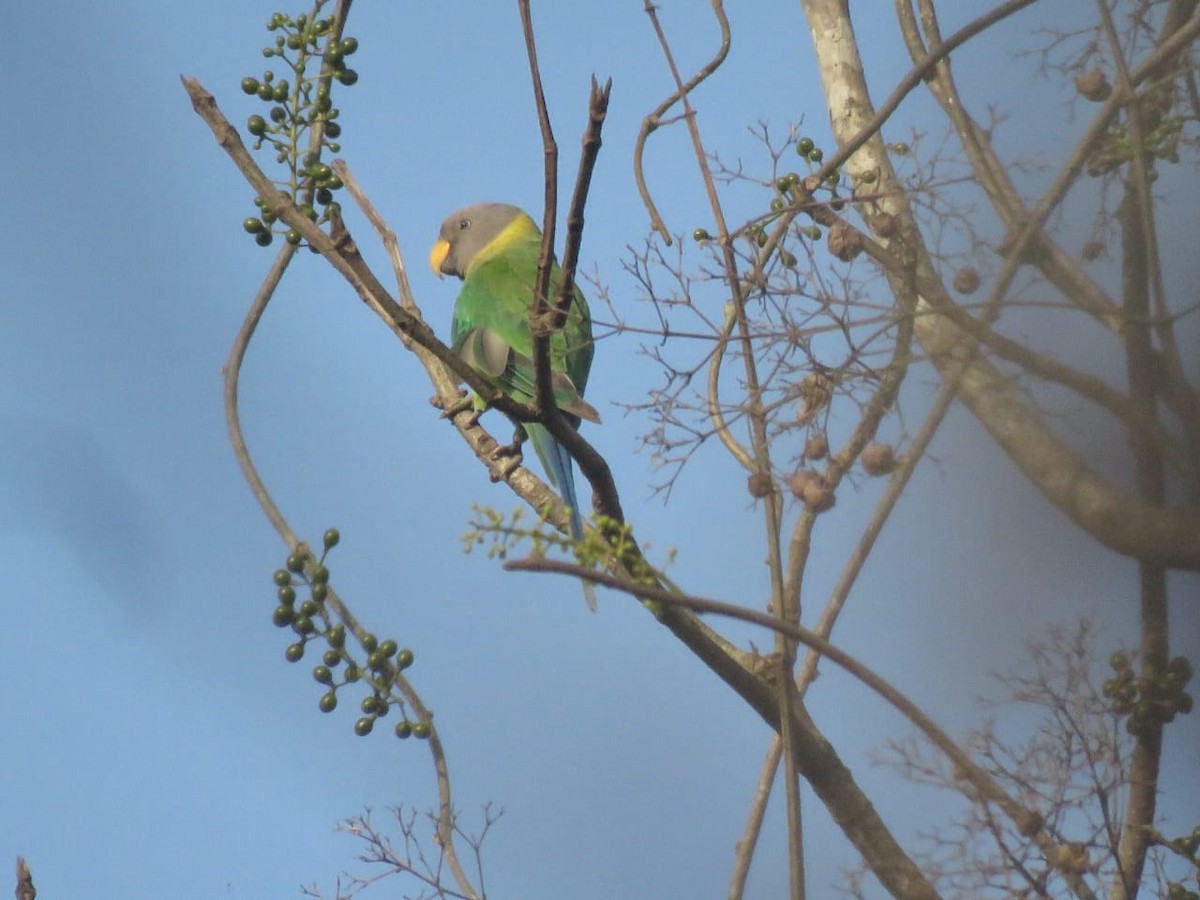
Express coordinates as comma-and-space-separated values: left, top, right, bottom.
429, 238, 450, 278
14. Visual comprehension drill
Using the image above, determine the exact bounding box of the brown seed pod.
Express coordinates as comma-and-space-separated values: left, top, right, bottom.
789, 469, 835, 512
870, 211, 898, 238
1074, 68, 1111, 102
952, 267, 981, 295
861, 442, 896, 476
1081, 239, 1105, 261
747, 471, 775, 498
804, 433, 829, 460
827, 220, 865, 261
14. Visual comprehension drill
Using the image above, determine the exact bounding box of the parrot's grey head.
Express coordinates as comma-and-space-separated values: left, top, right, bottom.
429, 202, 530, 280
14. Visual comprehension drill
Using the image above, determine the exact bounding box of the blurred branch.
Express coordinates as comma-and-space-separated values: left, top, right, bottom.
801, 0, 1200, 571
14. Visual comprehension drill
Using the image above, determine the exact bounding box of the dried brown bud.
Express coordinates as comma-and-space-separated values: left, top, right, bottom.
952, 266, 981, 295
747, 471, 775, 498
789, 469, 835, 512
861, 442, 897, 476
804, 433, 829, 460
1074, 68, 1111, 102
870, 211, 898, 238
827, 220, 865, 262
797, 372, 833, 425
1081, 239, 1105, 261
1016, 810, 1044, 838
1050, 842, 1092, 875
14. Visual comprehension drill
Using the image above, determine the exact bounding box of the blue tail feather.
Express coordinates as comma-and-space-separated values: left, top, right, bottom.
527, 423, 584, 539
527, 423, 596, 610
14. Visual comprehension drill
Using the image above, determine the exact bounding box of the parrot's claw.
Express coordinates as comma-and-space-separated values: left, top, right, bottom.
438, 392, 476, 420
490, 424, 528, 461
429, 387, 468, 411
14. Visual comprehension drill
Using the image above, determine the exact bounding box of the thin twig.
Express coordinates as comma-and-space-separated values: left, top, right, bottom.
634, 0, 731, 242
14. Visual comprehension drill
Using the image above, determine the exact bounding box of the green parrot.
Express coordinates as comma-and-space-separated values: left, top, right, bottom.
429, 202, 599, 563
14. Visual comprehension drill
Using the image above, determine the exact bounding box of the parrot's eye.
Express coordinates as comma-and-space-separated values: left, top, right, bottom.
457, 218, 470, 231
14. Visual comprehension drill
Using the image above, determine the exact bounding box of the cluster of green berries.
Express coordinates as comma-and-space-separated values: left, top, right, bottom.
271, 528, 428, 741
238, 12, 359, 247
691, 137, 842, 262
1103, 650, 1194, 737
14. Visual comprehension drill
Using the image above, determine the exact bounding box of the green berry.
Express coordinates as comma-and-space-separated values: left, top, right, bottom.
311, 583, 328, 602
272, 605, 294, 627
379, 639, 398, 659
285, 642, 305, 663
286, 552, 306, 573
293, 616, 314, 634
412, 721, 431, 739
323, 528, 341, 549
337, 69, 359, 86
367, 650, 387, 671
396, 648, 414, 670
361, 633, 378, 653
316, 188, 333, 207
808, 148, 824, 163
770, 198, 785, 212
273, 569, 292, 586
327, 624, 346, 648
354, 716, 375, 736
343, 664, 360, 683
394, 721, 413, 739
243, 217, 264, 234
340, 37, 359, 55
299, 599, 318, 617
255, 231, 273, 247
269, 106, 286, 124
277, 585, 296, 604
318, 691, 338, 713
1110, 651, 1130, 670
796, 137, 815, 155
313, 665, 333, 685
241, 77, 260, 95
311, 565, 329, 585
322, 649, 342, 667
324, 122, 342, 139
247, 115, 267, 137
360, 695, 380, 714
692, 228, 711, 242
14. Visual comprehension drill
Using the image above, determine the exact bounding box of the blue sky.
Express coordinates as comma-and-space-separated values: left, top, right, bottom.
4, 2, 1198, 898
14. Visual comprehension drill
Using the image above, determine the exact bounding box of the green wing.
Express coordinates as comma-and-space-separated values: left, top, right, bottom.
451, 240, 596, 421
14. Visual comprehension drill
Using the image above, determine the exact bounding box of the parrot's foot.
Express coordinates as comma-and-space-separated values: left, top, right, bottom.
438, 393, 478, 422
488, 426, 527, 482
429, 387, 468, 412
490, 425, 528, 461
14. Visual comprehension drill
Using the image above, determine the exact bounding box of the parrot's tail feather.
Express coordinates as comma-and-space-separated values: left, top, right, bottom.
527, 423, 596, 611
